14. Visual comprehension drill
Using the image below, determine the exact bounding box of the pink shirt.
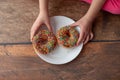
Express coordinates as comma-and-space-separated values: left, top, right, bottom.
82, 0, 120, 14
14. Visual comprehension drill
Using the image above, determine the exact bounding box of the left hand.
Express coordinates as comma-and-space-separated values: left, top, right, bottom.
70, 16, 94, 45
30, 13, 52, 41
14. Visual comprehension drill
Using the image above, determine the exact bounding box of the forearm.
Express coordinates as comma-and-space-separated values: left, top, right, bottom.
39, 0, 49, 14
85, 0, 106, 22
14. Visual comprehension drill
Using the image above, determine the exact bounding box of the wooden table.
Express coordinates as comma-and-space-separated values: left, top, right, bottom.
0, 42, 120, 80
0, 0, 120, 80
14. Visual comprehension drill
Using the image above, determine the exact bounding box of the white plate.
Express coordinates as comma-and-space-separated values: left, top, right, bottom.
34, 16, 83, 65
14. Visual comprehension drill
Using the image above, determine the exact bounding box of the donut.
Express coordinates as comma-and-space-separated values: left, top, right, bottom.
32, 30, 57, 54
57, 26, 79, 47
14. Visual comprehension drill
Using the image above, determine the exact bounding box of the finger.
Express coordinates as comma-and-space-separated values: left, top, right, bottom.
90, 32, 94, 40
30, 23, 42, 41
30, 28, 39, 42
83, 35, 90, 45
45, 22, 53, 32
76, 31, 85, 46
70, 22, 78, 28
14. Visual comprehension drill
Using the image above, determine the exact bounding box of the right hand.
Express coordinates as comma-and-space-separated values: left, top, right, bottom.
70, 15, 94, 45
30, 13, 53, 41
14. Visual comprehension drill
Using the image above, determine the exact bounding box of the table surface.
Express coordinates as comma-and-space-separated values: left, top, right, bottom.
0, 0, 120, 80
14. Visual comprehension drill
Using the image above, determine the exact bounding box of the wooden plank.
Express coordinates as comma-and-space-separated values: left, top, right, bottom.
0, 0, 120, 43
49, 0, 120, 41
0, 42, 120, 80
0, 0, 39, 43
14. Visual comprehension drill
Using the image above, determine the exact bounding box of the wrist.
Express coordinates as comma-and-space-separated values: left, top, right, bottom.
37, 11, 49, 21
40, 9, 48, 14
84, 13, 95, 23
39, 10, 49, 17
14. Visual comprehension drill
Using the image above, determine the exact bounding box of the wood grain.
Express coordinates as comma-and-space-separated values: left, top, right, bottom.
0, 42, 120, 80
0, 0, 120, 43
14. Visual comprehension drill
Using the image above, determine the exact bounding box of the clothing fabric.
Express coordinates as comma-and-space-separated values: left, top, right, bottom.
82, 0, 120, 14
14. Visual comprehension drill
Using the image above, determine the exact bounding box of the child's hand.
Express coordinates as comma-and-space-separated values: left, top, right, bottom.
30, 13, 52, 41
70, 16, 94, 45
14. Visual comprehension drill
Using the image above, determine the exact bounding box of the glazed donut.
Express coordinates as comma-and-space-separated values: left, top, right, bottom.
32, 30, 57, 54
57, 26, 79, 47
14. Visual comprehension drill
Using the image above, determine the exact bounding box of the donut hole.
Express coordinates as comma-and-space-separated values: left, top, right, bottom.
38, 35, 48, 45
66, 31, 70, 38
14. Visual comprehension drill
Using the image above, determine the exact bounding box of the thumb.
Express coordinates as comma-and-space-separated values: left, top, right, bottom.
30, 22, 42, 42
70, 22, 78, 28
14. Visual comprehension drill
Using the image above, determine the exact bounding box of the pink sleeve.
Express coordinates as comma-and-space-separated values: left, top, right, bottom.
81, 0, 120, 14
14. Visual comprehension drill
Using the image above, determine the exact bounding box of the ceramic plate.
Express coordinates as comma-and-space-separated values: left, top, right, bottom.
34, 16, 83, 65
